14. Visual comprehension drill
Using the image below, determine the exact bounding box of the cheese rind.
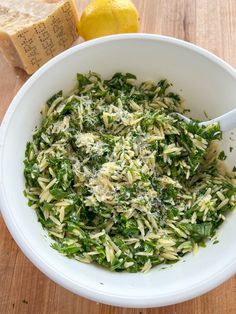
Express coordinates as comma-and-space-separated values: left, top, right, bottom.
0, 0, 79, 74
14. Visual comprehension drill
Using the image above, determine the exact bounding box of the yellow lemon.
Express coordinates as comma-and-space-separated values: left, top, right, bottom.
79, 0, 139, 41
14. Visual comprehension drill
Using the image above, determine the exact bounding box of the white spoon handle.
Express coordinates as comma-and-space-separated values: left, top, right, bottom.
200, 108, 236, 132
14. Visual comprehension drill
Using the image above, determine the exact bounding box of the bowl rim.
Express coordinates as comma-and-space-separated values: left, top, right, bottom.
1, 33, 236, 308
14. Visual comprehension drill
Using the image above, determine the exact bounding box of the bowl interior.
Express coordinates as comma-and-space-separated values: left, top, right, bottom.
1, 35, 236, 307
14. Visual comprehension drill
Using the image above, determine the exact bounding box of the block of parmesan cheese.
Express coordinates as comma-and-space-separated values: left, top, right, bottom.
0, 0, 79, 74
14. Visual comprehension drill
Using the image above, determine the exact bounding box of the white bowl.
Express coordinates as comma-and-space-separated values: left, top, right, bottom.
1, 34, 236, 308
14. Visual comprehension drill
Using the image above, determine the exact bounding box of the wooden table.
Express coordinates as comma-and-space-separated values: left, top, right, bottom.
1, 1, 236, 313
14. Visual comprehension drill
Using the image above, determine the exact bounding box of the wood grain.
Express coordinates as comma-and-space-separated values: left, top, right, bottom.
1, 1, 236, 313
